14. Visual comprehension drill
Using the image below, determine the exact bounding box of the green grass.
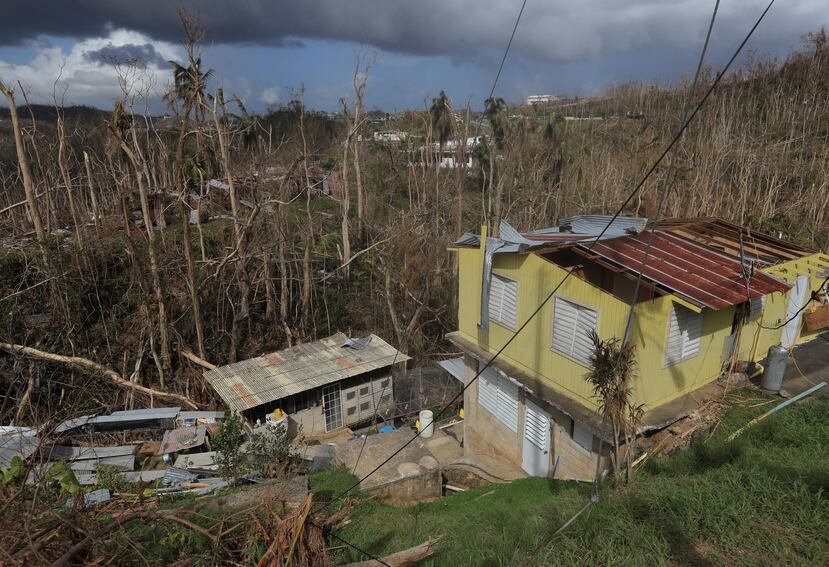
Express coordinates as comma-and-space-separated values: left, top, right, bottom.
311, 393, 829, 566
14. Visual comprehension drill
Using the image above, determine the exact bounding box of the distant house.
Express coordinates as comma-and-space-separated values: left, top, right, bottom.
449, 216, 828, 481
373, 130, 409, 143
526, 94, 559, 105
433, 136, 486, 169
203, 333, 409, 437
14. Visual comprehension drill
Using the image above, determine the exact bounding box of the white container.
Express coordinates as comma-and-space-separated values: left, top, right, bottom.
419, 410, 434, 438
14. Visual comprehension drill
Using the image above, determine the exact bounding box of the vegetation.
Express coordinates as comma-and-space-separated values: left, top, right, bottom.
212, 410, 246, 481
312, 393, 829, 566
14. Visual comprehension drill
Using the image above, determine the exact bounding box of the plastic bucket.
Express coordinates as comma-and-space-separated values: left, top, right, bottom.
419, 410, 434, 438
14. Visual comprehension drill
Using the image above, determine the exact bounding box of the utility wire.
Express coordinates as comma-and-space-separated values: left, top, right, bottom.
325, 0, 779, 508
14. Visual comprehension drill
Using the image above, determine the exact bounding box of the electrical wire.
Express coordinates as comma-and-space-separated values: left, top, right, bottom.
324, 0, 778, 509
758, 275, 829, 330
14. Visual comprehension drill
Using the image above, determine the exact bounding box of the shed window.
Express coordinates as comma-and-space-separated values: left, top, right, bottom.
346, 391, 356, 401
360, 402, 370, 412
347, 406, 356, 416
488, 273, 518, 329
380, 379, 390, 389
477, 366, 519, 432
665, 304, 703, 366
551, 297, 598, 366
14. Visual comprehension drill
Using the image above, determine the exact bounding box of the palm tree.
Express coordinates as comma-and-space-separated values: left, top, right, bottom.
166, 54, 213, 359
483, 96, 507, 233
484, 96, 508, 149
430, 90, 454, 172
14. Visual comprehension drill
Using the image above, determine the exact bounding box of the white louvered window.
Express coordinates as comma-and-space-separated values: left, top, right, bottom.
551, 297, 598, 366
664, 304, 703, 366
488, 273, 518, 329
477, 366, 519, 432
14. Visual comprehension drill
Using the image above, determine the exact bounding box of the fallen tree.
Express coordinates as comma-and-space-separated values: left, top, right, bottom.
0, 342, 199, 409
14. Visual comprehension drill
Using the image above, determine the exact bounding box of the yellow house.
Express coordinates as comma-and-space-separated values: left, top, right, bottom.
447, 216, 827, 481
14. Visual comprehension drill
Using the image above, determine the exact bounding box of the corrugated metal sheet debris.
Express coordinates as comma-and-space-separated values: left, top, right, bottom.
204, 332, 409, 412
163, 467, 199, 486
159, 425, 206, 455
50, 445, 137, 460
582, 231, 791, 310
0, 430, 39, 467
174, 451, 218, 470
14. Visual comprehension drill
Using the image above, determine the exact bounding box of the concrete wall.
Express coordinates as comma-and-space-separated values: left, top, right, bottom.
462, 354, 525, 470
462, 353, 607, 481
341, 373, 394, 426
366, 468, 442, 505
289, 406, 325, 439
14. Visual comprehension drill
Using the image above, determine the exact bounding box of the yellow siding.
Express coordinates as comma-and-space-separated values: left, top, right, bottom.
765, 253, 829, 345
456, 246, 736, 412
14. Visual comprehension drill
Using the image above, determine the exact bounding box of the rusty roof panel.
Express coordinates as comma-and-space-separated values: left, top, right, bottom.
581, 231, 791, 310
203, 333, 409, 413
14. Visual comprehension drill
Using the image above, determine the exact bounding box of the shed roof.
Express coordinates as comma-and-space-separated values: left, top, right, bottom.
579, 231, 791, 310
204, 333, 409, 413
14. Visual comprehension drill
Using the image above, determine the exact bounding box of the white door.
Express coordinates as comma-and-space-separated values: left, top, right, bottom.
522, 399, 551, 477
322, 384, 343, 432
782, 275, 809, 348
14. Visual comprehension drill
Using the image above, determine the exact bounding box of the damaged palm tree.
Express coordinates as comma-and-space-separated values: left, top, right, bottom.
585, 330, 642, 482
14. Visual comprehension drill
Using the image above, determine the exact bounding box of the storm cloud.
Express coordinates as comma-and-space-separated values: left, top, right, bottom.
1, 1, 825, 64
84, 42, 168, 68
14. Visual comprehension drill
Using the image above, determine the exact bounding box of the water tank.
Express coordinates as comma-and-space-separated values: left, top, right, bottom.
419, 410, 434, 438
761, 345, 788, 393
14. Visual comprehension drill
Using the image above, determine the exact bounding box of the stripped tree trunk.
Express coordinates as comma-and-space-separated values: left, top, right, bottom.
0, 82, 45, 242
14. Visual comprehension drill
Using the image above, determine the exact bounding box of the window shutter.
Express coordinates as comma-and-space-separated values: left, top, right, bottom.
488, 273, 518, 329
477, 366, 519, 432
478, 371, 499, 417
665, 304, 703, 365
552, 297, 598, 366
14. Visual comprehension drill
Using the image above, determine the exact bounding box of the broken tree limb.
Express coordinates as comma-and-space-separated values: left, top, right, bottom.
0, 342, 199, 409
180, 348, 217, 370
49, 511, 214, 567
340, 538, 439, 567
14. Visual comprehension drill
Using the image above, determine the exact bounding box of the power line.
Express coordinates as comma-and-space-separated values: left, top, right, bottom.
487, 0, 529, 104
758, 275, 829, 331
622, 0, 721, 344
325, 0, 779, 507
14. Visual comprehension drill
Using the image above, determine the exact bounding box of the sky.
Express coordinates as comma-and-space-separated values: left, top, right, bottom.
0, 1, 825, 113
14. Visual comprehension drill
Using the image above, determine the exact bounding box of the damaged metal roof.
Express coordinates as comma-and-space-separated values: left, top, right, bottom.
581, 231, 792, 310
453, 216, 648, 249
204, 332, 410, 413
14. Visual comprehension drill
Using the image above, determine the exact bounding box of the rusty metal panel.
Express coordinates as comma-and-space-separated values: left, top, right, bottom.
583, 231, 791, 310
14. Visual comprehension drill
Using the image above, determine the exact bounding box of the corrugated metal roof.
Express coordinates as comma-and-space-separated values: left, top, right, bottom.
177, 411, 225, 423
50, 445, 137, 460
97, 407, 181, 422
438, 357, 466, 383
582, 231, 791, 310
204, 333, 410, 412
0, 430, 39, 467
453, 216, 647, 248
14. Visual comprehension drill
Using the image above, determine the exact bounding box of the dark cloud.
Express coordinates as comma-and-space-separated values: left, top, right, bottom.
84, 42, 167, 68
1, 1, 826, 64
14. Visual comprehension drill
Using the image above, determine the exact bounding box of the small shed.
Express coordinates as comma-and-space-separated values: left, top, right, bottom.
203, 333, 409, 437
